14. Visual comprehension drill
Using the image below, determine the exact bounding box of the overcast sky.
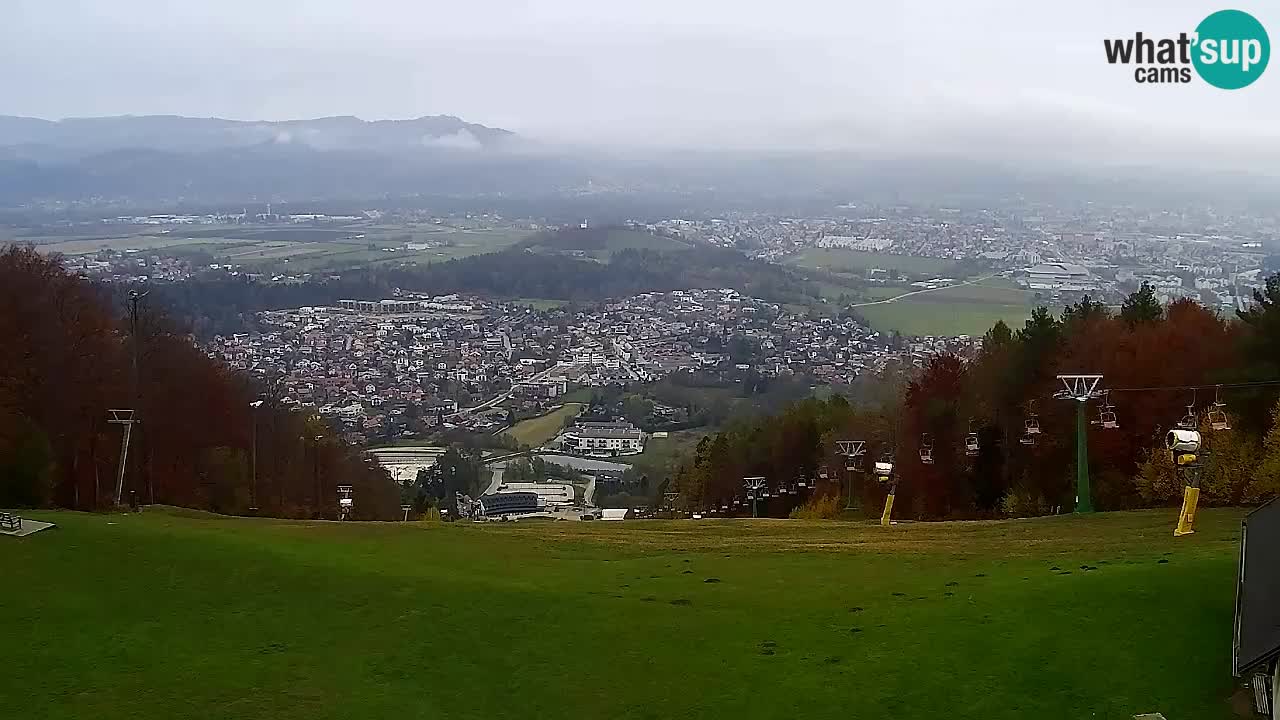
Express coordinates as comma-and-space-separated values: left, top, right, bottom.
3, 0, 1276, 168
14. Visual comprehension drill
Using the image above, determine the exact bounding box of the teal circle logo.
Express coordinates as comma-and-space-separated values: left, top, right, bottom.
1193, 9, 1269, 89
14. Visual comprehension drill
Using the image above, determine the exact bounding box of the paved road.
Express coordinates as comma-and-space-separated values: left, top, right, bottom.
484, 460, 507, 496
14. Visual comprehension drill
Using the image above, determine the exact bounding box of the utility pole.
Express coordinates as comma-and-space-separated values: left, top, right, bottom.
249, 400, 263, 512
128, 291, 147, 399
311, 434, 324, 517
128, 290, 150, 504
743, 476, 766, 518
1054, 375, 1103, 514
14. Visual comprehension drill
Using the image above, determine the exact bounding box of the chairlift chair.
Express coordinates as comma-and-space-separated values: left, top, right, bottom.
964, 433, 980, 457
1019, 432, 1035, 446
1096, 391, 1119, 429
1176, 391, 1199, 431
873, 450, 895, 479
919, 434, 935, 465
1024, 417, 1041, 435
1208, 388, 1230, 431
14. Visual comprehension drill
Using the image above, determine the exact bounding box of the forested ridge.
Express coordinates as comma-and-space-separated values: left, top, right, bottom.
153, 245, 819, 336
0, 245, 400, 518
675, 281, 1280, 518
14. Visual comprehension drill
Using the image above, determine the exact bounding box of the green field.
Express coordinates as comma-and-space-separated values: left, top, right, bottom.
32, 233, 249, 256
512, 298, 569, 311
0, 507, 1246, 720
851, 279, 1037, 336
502, 402, 584, 447
27, 225, 532, 271
786, 248, 955, 276
629, 429, 709, 478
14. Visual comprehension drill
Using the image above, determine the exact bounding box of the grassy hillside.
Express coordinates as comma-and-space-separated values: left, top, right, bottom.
502, 402, 583, 447
0, 507, 1246, 720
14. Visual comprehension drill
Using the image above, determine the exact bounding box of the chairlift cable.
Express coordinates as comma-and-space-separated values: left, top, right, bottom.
1107, 379, 1280, 393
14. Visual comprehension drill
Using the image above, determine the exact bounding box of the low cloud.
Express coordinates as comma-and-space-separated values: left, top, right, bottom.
422, 129, 481, 150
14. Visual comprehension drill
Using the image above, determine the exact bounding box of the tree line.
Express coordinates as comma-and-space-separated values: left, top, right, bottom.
674, 280, 1280, 518
0, 245, 401, 518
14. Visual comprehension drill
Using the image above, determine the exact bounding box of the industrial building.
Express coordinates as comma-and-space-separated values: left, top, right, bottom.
478, 492, 540, 517
1018, 263, 1097, 292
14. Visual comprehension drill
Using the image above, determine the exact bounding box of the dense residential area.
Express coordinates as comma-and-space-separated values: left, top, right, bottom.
204, 288, 969, 445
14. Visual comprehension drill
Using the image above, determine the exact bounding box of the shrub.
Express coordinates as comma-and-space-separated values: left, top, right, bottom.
999, 486, 1052, 517
789, 492, 842, 519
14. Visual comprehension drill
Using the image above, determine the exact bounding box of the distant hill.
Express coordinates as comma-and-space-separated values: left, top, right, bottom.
514, 226, 694, 257
0, 114, 515, 155
0, 114, 545, 205
374, 245, 817, 305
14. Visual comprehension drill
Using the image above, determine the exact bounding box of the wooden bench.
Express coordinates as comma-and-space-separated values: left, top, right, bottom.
0, 512, 20, 532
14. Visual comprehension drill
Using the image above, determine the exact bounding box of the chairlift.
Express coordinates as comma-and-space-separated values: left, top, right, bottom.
873, 452, 894, 479
1024, 401, 1042, 435
1176, 390, 1199, 430
1208, 386, 1230, 431
1019, 432, 1035, 446
1096, 391, 1119, 430
919, 433, 934, 465
964, 421, 980, 456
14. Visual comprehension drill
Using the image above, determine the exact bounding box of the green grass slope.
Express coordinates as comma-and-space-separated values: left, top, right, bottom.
0, 507, 1246, 720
